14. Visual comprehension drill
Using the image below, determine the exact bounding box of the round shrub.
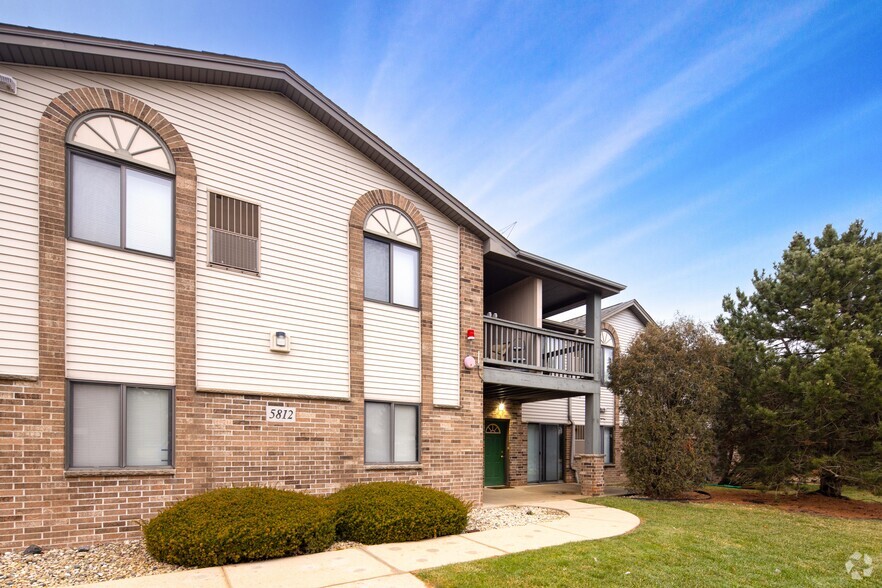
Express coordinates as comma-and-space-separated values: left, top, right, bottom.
329, 482, 468, 544
142, 487, 335, 567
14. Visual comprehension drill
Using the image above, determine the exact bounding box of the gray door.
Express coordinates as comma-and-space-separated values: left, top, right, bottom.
527, 424, 541, 483
527, 424, 563, 483
544, 425, 561, 482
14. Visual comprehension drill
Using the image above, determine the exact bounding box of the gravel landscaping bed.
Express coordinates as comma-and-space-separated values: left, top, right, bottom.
2, 506, 568, 587
0, 541, 185, 588
467, 505, 568, 531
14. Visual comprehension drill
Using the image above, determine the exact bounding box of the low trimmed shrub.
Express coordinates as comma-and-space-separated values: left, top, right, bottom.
329, 482, 468, 544
142, 487, 335, 567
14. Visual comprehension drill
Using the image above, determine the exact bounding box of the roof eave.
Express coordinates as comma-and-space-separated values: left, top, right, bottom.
602, 299, 656, 326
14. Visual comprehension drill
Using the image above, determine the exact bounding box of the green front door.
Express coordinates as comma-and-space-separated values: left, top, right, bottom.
484, 419, 507, 486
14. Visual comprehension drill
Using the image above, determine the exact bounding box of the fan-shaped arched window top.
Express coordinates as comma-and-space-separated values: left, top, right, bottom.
600, 329, 615, 347
485, 423, 502, 434
364, 206, 420, 247
67, 112, 174, 173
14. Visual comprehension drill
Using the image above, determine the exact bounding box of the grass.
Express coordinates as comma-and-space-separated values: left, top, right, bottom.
417, 496, 882, 587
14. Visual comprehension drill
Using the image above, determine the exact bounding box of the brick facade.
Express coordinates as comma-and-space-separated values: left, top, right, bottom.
577, 454, 605, 496
0, 88, 486, 551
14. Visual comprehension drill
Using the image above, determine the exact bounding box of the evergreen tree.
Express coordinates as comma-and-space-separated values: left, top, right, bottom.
716, 220, 882, 497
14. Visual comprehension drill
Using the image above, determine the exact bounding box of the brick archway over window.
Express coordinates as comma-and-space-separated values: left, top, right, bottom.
349, 189, 434, 405
38, 87, 197, 395
600, 321, 620, 353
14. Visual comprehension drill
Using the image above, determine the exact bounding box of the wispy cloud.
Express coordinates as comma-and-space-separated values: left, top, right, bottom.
468, 1, 826, 239
456, 1, 705, 204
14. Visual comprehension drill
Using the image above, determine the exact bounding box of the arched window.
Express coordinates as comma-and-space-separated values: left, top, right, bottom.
66, 112, 175, 258
601, 329, 615, 386
363, 206, 420, 308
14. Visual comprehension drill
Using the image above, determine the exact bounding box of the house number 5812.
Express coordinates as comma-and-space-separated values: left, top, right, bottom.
266, 406, 296, 422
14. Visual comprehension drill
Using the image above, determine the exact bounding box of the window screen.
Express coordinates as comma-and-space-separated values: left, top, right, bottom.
70, 155, 121, 247
365, 402, 392, 463
71, 382, 120, 468
364, 238, 391, 301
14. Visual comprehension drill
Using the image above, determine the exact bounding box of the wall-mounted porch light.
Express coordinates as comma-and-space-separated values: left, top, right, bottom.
269, 331, 290, 353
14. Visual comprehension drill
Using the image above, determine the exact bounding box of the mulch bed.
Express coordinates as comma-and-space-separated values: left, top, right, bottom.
703, 487, 882, 520
629, 490, 711, 502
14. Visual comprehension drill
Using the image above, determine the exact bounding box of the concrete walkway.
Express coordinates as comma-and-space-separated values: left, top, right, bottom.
75, 491, 639, 588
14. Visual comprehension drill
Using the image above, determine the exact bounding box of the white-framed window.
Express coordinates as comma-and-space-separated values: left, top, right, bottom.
67, 381, 173, 469
209, 193, 260, 274
66, 113, 175, 259
365, 401, 419, 464
363, 207, 420, 309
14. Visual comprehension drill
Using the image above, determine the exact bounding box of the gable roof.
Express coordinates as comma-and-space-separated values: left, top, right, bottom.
563, 298, 655, 330
0, 23, 627, 297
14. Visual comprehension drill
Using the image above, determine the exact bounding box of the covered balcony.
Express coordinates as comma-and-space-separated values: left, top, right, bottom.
483, 316, 595, 401
481, 249, 623, 403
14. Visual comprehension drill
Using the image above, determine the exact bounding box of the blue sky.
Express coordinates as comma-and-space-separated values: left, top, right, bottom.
4, 0, 882, 322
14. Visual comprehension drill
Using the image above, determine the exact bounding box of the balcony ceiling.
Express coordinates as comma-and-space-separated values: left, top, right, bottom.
485, 259, 598, 318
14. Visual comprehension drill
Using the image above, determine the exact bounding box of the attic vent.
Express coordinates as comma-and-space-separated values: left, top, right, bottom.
0, 73, 17, 95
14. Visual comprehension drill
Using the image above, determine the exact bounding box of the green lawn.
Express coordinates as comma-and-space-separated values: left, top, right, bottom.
417, 496, 881, 587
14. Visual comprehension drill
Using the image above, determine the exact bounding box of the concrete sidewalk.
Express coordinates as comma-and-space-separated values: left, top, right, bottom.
75, 499, 640, 588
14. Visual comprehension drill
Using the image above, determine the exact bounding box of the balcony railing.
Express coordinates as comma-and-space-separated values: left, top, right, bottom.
483, 317, 594, 379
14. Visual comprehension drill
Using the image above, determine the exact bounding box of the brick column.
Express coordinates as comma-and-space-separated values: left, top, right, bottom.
506, 403, 529, 486
577, 454, 605, 496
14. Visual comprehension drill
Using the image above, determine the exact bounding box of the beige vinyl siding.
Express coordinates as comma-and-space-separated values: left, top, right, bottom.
521, 397, 571, 424
65, 241, 176, 385
4, 64, 462, 398
0, 86, 39, 378
566, 393, 613, 427
606, 308, 648, 426
363, 301, 421, 403
607, 309, 645, 355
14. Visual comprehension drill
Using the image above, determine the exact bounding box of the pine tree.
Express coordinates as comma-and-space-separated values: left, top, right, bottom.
716, 220, 882, 497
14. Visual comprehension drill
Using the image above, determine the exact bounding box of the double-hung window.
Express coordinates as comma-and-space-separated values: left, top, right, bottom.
68, 381, 173, 469
67, 113, 175, 258
363, 207, 420, 308
365, 401, 419, 464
